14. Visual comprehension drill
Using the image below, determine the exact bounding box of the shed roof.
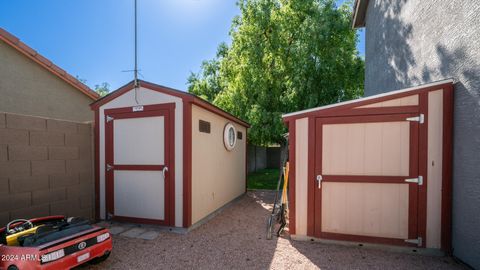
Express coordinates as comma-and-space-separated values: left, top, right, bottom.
0, 27, 99, 100
90, 80, 250, 128
282, 79, 453, 120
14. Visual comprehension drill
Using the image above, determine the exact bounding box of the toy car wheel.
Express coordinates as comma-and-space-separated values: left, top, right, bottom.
88, 251, 111, 265
7, 265, 19, 270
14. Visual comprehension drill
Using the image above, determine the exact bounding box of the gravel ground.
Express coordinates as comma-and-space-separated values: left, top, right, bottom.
83, 191, 465, 270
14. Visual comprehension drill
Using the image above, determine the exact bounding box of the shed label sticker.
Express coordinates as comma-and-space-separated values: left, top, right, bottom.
132, 105, 144, 112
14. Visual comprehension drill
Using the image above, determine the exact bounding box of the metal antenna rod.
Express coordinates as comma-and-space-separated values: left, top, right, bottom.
134, 0, 138, 87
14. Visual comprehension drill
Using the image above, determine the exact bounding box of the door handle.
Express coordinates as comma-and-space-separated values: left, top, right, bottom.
162, 166, 169, 179
316, 175, 323, 189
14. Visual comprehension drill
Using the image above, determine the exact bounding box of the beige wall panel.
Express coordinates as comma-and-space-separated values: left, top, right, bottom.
191, 105, 246, 224
322, 182, 409, 239
322, 122, 409, 176
357, 95, 419, 108
427, 90, 443, 248
295, 118, 309, 236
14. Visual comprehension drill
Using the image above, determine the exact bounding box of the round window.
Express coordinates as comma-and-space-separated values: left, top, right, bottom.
223, 123, 237, 151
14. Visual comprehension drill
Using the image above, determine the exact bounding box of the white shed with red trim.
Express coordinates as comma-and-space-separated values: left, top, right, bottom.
91, 80, 249, 228
282, 79, 453, 251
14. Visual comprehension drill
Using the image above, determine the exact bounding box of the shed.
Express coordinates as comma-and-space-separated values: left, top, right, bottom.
282, 79, 453, 251
90, 80, 249, 228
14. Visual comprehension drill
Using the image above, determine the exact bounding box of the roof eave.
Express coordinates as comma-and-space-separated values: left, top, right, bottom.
352, 0, 368, 29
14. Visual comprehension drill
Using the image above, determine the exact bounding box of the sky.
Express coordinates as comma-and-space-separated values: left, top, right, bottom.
0, 0, 365, 92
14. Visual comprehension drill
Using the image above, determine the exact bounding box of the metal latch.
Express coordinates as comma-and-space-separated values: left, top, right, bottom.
406, 114, 424, 124
106, 164, 113, 171
405, 175, 423, 185
316, 175, 323, 189
405, 237, 422, 247
106, 115, 114, 123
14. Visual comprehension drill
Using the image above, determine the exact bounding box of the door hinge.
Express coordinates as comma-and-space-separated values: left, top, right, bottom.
405, 175, 423, 185
406, 114, 424, 124
106, 212, 113, 220
405, 237, 422, 247
106, 115, 114, 123
106, 164, 113, 171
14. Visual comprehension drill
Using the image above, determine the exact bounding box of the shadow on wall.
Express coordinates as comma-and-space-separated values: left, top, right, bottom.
366, 1, 480, 267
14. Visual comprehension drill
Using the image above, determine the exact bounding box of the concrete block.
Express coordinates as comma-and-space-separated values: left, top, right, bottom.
49, 174, 79, 187
0, 177, 8, 194
68, 207, 92, 219
120, 228, 146, 238
0, 145, 7, 161
32, 160, 65, 175
32, 188, 66, 205
77, 123, 92, 135
65, 133, 91, 147
66, 159, 92, 174
48, 146, 78, 160
78, 144, 92, 160
0, 129, 29, 145
0, 192, 31, 212
67, 183, 92, 198
47, 119, 77, 134
30, 131, 64, 146
8, 145, 48, 161
138, 231, 160, 240
0, 161, 31, 177
0, 212, 9, 226
10, 175, 49, 193
6, 114, 46, 131
79, 195, 93, 209
79, 172, 94, 184
10, 205, 49, 219
0, 113, 5, 128
50, 199, 77, 215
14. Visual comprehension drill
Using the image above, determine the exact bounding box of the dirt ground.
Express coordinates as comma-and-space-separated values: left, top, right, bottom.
84, 191, 465, 270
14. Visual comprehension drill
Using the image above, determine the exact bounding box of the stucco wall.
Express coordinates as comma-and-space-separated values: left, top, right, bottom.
0, 40, 94, 122
364, 1, 480, 267
191, 105, 246, 224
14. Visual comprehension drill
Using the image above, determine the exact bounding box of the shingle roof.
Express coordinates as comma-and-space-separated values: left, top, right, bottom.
0, 27, 99, 100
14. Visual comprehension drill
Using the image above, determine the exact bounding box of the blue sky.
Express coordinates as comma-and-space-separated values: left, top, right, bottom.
0, 0, 364, 91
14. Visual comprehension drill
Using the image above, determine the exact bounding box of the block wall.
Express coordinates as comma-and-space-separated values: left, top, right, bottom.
0, 112, 94, 225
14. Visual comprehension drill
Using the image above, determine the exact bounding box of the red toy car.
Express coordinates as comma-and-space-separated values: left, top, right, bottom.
0, 216, 112, 270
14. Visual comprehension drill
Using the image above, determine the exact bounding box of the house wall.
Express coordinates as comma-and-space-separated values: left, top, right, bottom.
364, 1, 480, 266
0, 40, 94, 122
191, 104, 246, 224
0, 112, 94, 225
98, 87, 184, 227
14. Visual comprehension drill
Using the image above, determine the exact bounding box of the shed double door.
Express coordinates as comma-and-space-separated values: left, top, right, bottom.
314, 113, 421, 246
105, 104, 175, 225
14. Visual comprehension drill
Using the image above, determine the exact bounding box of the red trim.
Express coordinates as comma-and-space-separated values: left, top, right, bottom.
0, 27, 99, 100
283, 83, 452, 122
306, 117, 315, 236
313, 119, 323, 238
322, 175, 412, 183
105, 103, 175, 226
441, 84, 454, 253
183, 102, 192, 228
94, 109, 100, 220
319, 232, 416, 247
318, 113, 418, 124
91, 80, 249, 128
288, 120, 296, 235
417, 92, 428, 248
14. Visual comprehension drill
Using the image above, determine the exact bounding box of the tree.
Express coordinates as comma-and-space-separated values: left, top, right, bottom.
188, 0, 364, 145
94, 82, 110, 97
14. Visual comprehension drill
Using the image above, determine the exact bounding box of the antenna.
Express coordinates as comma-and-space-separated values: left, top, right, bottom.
133, 0, 140, 103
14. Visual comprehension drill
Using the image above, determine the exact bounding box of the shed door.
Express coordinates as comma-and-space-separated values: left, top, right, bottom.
105, 104, 175, 225
314, 114, 420, 246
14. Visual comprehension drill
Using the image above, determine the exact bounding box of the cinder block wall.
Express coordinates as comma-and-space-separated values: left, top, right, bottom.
0, 112, 94, 225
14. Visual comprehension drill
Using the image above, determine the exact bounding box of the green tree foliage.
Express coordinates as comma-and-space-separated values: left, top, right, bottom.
94, 82, 110, 97
188, 0, 364, 145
